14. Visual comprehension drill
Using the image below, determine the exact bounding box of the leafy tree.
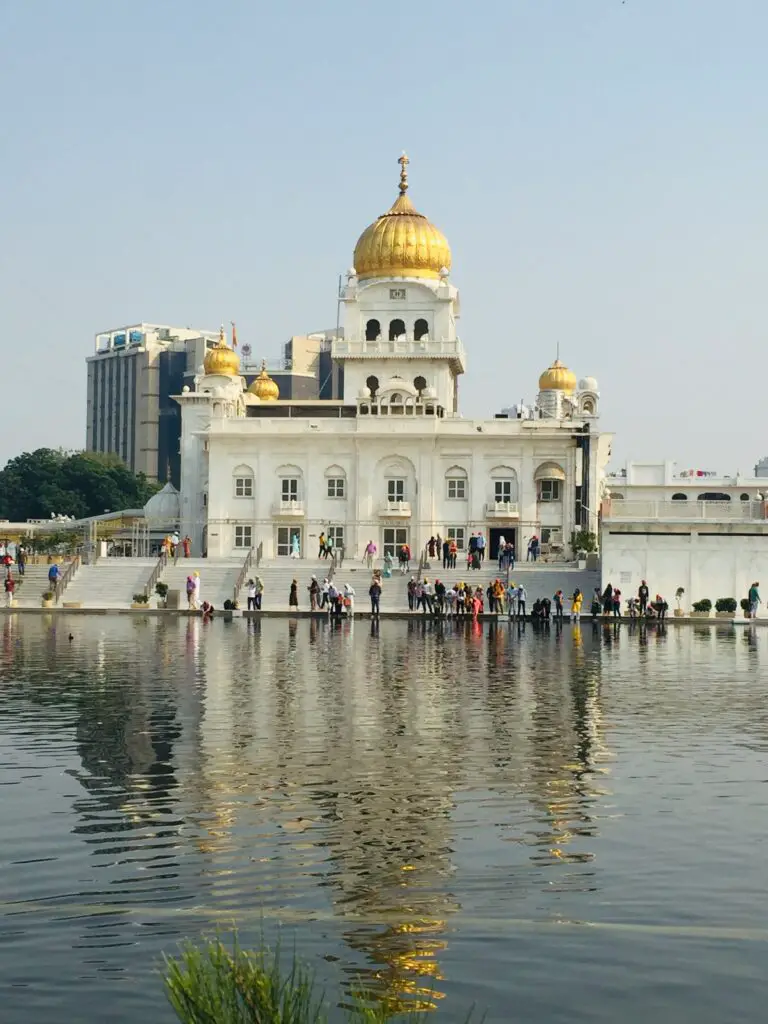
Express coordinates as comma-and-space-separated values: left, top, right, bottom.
0, 448, 159, 522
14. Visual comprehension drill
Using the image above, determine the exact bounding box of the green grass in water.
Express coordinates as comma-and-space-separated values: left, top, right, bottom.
164, 935, 483, 1023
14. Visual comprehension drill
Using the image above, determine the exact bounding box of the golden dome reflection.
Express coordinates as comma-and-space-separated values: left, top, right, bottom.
203, 325, 240, 377
353, 153, 451, 282
538, 358, 577, 393
248, 361, 280, 401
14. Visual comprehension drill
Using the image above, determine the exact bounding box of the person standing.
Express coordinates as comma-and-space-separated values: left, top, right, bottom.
638, 580, 649, 616
325, 536, 334, 564
16, 546, 25, 577
407, 577, 416, 611
192, 571, 201, 609
442, 537, 450, 569
449, 538, 458, 568
289, 579, 299, 609
48, 563, 60, 593
318, 532, 326, 559
4, 574, 15, 607
612, 588, 622, 618
434, 578, 446, 615
422, 578, 434, 614
186, 575, 196, 609
364, 540, 377, 569
343, 583, 355, 617
247, 578, 258, 611
171, 532, 180, 561
369, 578, 382, 616
571, 588, 583, 622
486, 581, 495, 614
476, 533, 486, 562
516, 583, 527, 619
320, 577, 330, 608
182, 535, 191, 558
553, 589, 564, 622
427, 536, 436, 559
748, 581, 761, 619
291, 533, 301, 559
308, 575, 319, 610
383, 551, 393, 578
254, 576, 264, 610
602, 583, 613, 616
497, 536, 506, 571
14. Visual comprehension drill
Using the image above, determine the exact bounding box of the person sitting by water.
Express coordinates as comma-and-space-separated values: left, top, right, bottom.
201, 600, 214, 620
531, 598, 543, 620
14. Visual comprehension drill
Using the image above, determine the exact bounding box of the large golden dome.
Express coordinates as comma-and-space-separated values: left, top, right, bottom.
248, 362, 280, 401
353, 154, 451, 281
539, 359, 577, 393
204, 326, 240, 377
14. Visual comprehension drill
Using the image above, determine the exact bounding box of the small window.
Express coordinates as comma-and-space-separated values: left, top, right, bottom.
388, 479, 405, 503
446, 526, 465, 550
234, 476, 253, 497
539, 479, 561, 502
360, 403, 369, 415
234, 525, 252, 548
447, 478, 466, 500
671, 492, 688, 501
741, 493, 751, 501
414, 318, 429, 340
327, 478, 345, 498
389, 288, 406, 301
541, 527, 562, 545
698, 492, 731, 502
495, 480, 513, 503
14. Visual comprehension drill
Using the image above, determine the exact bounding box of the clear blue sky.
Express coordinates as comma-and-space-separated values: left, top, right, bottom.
2, 0, 766, 473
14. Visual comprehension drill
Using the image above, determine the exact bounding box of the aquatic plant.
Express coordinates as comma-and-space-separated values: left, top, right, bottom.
164, 935, 483, 1023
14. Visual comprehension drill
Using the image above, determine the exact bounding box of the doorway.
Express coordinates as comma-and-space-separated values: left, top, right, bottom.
382, 526, 409, 557
277, 525, 303, 557
489, 527, 516, 561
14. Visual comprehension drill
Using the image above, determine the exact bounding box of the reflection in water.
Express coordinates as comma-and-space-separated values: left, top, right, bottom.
0, 617, 767, 1024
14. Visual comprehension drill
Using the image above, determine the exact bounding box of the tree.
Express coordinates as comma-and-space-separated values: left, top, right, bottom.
0, 449, 160, 522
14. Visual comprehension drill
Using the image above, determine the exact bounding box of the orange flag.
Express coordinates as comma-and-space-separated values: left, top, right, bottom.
230, 321, 238, 348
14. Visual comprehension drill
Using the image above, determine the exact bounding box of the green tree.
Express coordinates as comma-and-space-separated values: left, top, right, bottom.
0, 448, 159, 522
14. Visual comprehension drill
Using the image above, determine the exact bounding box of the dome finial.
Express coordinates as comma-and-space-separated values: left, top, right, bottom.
398, 151, 409, 195
218, 324, 226, 346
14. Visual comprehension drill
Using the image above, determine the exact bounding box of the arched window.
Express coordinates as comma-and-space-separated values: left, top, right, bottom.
582, 399, 595, 415
365, 318, 380, 341
325, 465, 346, 499
671, 493, 688, 501
490, 466, 519, 504
446, 466, 468, 500
389, 318, 406, 340
389, 392, 404, 415
233, 463, 254, 498
740, 493, 751, 501
698, 492, 731, 501
414, 318, 429, 340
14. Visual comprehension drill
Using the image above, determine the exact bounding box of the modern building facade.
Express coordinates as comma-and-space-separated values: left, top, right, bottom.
175, 155, 611, 561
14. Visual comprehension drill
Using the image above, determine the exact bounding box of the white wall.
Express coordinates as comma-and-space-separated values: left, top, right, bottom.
601, 524, 768, 609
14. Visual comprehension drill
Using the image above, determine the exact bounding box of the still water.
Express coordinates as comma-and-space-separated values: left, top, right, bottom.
1, 616, 767, 1022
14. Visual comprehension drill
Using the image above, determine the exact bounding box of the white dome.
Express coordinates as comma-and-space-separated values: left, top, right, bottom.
143, 482, 180, 523
579, 376, 599, 393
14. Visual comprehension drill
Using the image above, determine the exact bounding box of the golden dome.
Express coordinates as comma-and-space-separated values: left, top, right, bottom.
203, 326, 240, 376
248, 361, 280, 401
539, 359, 577, 393
353, 153, 451, 281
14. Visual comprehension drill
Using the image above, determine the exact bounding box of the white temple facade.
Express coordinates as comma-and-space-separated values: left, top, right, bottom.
176, 155, 612, 562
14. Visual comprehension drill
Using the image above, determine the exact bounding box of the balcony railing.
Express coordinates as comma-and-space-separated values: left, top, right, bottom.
379, 500, 412, 517
332, 337, 466, 368
485, 501, 520, 519
604, 499, 767, 522
272, 500, 305, 516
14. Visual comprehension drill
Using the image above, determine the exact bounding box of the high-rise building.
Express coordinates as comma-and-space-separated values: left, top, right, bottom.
86, 324, 218, 487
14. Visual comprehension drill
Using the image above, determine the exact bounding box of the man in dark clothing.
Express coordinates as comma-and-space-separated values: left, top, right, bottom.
486, 583, 495, 614
638, 580, 649, 615
369, 580, 381, 616
442, 539, 450, 569
434, 579, 446, 615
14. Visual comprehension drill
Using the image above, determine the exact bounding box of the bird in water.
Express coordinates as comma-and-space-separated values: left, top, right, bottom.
68, 633, 74, 642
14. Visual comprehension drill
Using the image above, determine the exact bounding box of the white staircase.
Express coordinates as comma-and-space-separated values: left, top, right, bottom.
159, 558, 242, 608
240, 556, 600, 612
12, 564, 70, 608
62, 558, 157, 608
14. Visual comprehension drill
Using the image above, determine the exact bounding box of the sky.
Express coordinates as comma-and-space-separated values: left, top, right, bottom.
2, 0, 767, 474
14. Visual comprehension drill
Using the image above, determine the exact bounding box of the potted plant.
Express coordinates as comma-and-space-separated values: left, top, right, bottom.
740, 598, 751, 617
41, 590, 54, 608
715, 597, 737, 619
155, 581, 169, 608
691, 599, 712, 618
131, 592, 150, 609
674, 587, 685, 617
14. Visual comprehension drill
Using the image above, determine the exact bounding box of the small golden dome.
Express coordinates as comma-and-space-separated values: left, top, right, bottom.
204, 326, 240, 376
353, 153, 451, 281
248, 361, 280, 401
539, 359, 577, 393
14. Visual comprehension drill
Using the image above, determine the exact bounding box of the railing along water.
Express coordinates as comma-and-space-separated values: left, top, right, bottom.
143, 551, 168, 600
54, 556, 81, 604
233, 547, 255, 605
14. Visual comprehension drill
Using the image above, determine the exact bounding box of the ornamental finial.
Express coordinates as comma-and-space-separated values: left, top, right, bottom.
398, 151, 409, 195
218, 324, 226, 346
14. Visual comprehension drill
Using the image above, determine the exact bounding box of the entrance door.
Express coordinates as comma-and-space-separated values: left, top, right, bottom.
383, 527, 409, 557
277, 525, 303, 557
489, 527, 516, 561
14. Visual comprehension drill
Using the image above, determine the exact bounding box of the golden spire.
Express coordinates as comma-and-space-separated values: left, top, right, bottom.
203, 323, 240, 376
398, 151, 409, 195
248, 360, 280, 401
353, 153, 451, 281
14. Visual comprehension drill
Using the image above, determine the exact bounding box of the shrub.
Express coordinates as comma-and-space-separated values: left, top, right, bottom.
692, 599, 712, 613
42, 590, 54, 602
132, 592, 149, 605
571, 530, 597, 554
740, 598, 751, 613
155, 582, 169, 599
715, 598, 737, 613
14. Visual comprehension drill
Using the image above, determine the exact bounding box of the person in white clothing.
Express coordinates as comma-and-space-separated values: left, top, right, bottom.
343, 583, 355, 617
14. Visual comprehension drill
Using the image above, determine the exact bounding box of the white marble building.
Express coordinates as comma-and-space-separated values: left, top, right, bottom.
176, 155, 612, 562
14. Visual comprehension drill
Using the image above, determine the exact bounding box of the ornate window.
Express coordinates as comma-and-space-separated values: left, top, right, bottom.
539, 480, 561, 502
414, 318, 429, 340
446, 466, 468, 500
327, 478, 345, 498
388, 479, 405, 503
389, 318, 406, 340
365, 319, 380, 341
233, 464, 254, 498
